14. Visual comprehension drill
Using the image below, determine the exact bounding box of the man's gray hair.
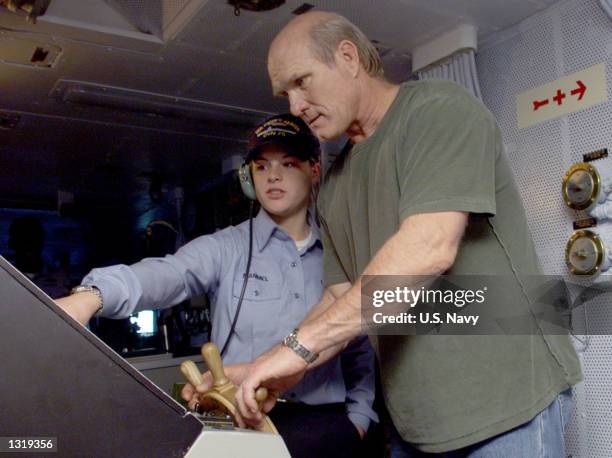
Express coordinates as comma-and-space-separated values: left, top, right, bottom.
308, 15, 384, 78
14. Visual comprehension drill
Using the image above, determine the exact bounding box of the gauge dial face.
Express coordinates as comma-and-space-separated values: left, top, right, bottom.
566, 230, 605, 275
562, 163, 600, 210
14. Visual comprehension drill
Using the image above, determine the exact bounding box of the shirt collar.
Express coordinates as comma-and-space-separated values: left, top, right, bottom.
253, 207, 321, 253
305, 209, 322, 253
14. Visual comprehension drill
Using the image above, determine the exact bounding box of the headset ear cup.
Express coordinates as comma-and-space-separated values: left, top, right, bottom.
238, 163, 257, 200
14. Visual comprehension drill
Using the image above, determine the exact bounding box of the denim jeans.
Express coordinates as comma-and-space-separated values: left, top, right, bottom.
390, 389, 573, 458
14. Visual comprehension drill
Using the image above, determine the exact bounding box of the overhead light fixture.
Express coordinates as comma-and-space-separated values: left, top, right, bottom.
0, 0, 52, 24
228, 0, 285, 16
50, 79, 270, 126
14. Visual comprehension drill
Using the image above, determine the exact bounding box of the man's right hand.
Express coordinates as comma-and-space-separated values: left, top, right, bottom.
55, 292, 101, 326
181, 363, 251, 412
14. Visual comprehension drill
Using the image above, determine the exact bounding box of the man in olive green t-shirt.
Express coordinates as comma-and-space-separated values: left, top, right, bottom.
235, 11, 582, 456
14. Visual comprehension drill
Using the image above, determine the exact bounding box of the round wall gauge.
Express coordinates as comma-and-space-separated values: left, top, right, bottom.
565, 230, 606, 276
562, 163, 601, 210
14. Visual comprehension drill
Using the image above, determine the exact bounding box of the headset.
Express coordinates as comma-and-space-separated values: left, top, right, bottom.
238, 162, 257, 201
218, 162, 256, 357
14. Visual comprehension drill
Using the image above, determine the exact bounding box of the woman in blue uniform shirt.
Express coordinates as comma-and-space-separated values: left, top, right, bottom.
56, 113, 378, 458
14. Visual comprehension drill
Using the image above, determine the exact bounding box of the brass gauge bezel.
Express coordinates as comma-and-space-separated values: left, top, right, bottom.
562, 162, 601, 210
565, 229, 606, 276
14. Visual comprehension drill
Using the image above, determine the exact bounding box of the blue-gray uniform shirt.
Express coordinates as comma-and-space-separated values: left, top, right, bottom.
83, 209, 378, 431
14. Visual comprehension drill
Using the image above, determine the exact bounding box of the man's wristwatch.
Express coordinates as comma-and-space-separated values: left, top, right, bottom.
282, 328, 319, 364
70, 285, 103, 315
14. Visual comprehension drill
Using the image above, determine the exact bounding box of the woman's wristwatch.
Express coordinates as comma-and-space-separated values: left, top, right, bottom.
70, 285, 103, 316
282, 328, 319, 364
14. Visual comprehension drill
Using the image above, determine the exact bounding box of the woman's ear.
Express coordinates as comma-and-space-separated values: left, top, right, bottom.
311, 162, 321, 184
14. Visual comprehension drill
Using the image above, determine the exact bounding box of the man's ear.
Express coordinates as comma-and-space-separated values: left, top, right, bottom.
336, 40, 360, 78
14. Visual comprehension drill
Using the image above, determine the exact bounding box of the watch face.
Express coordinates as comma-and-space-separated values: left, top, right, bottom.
562, 163, 600, 210
566, 230, 605, 275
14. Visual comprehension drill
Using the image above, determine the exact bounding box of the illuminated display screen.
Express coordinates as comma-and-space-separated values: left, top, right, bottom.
130, 310, 157, 335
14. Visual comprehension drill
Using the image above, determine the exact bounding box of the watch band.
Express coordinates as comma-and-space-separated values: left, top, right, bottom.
70, 285, 103, 315
282, 328, 319, 364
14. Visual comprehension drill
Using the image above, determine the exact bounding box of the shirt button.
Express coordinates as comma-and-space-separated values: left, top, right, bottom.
291, 262, 297, 268
254, 290, 259, 296
294, 293, 300, 299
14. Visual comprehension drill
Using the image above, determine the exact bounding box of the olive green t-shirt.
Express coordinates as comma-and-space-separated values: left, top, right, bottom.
317, 80, 582, 452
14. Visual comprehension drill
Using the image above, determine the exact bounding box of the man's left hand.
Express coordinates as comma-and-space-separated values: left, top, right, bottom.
235, 344, 308, 427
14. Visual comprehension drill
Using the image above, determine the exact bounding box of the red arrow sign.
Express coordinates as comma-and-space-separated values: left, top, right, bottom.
571, 80, 587, 101
519, 64, 605, 129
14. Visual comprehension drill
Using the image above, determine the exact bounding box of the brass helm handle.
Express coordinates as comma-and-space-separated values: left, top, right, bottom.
255, 387, 271, 411
201, 342, 229, 387
255, 387, 268, 403
180, 360, 204, 387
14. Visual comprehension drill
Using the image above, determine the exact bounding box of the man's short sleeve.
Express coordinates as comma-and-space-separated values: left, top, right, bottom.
319, 216, 351, 287
398, 89, 498, 221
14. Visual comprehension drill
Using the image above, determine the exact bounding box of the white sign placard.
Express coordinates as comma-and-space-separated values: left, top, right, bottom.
517, 63, 608, 129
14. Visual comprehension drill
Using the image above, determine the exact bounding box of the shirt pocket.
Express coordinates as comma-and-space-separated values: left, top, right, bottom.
232, 277, 284, 357
231, 277, 281, 302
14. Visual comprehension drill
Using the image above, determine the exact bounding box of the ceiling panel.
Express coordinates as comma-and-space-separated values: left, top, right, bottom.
0, 0, 565, 216
1, 0, 565, 115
